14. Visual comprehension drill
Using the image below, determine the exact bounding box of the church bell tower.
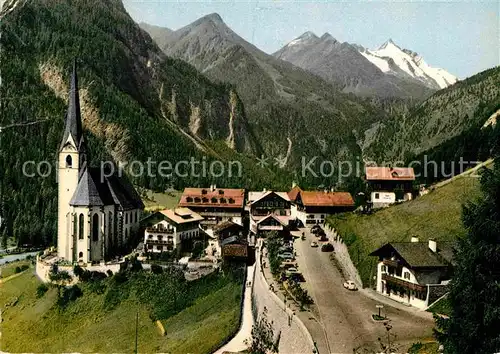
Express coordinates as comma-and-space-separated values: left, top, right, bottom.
57, 60, 86, 260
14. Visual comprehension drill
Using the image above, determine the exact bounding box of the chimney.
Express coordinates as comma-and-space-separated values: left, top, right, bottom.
428, 239, 437, 253
324, 189, 328, 194
263, 188, 267, 192
411, 236, 419, 243
210, 184, 216, 192
331, 187, 335, 193
292, 181, 297, 188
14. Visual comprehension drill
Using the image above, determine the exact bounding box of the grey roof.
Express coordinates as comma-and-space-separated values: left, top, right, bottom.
59, 60, 84, 152
70, 164, 142, 209
370, 241, 455, 268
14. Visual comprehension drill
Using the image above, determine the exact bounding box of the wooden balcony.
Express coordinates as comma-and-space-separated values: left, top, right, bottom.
383, 259, 399, 268
382, 273, 426, 292
145, 239, 174, 245
146, 227, 174, 234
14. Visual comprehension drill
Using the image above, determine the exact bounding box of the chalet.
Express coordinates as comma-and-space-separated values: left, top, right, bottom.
221, 236, 249, 261
369, 238, 455, 309
213, 220, 245, 243
177, 186, 245, 228
288, 187, 355, 226
143, 208, 203, 253
247, 191, 292, 237
365, 167, 415, 208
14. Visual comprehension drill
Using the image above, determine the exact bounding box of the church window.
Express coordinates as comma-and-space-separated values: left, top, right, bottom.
78, 214, 84, 240
92, 214, 99, 241
73, 214, 77, 237
66, 155, 72, 167
125, 213, 128, 224
79, 252, 83, 258
108, 211, 113, 235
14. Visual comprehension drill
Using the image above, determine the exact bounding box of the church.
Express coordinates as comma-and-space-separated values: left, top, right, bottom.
57, 62, 144, 264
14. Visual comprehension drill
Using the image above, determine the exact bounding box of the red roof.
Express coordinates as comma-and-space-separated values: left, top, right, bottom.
300, 191, 354, 207
178, 187, 245, 209
365, 167, 415, 181
288, 186, 303, 202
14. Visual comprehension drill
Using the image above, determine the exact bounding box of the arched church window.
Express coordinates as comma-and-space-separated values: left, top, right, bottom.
79, 252, 83, 258
92, 213, 99, 241
73, 214, 77, 237
108, 211, 113, 234
78, 214, 84, 240
125, 213, 128, 224
66, 155, 72, 167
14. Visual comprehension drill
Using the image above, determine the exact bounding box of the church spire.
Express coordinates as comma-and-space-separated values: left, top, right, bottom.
59, 59, 84, 151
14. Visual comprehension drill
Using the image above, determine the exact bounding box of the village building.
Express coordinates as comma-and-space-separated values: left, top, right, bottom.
142, 208, 203, 253
210, 220, 246, 257
247, 191, 292, 238
221, 236, 249, 262
369, 238, 455, 309
365, 167, 415, 208
177, 186, 245, 229
57, 62, 143, 264
288, 186, 355, 226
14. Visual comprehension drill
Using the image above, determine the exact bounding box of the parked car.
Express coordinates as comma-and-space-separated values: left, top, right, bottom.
343, 280, 358, 291
311, 224, 322, 234
285, 267, 298, 275
288, 272, 305, 282
319, 235, 328, 242
278, 252, 294, 260
310, 241, 318, 248
279, 246, 293, 253
321, 243, 334, 252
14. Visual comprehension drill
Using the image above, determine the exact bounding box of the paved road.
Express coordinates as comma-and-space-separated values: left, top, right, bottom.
294, 229, 434, 353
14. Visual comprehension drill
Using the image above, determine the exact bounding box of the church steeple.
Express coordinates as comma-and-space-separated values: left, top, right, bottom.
59, 59, 84, 152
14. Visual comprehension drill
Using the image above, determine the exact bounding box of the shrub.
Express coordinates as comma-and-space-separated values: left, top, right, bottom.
36, 283, 49, 298
20, 264, 29, 271
14, 266, 21, 273
321, 243, 334, 252
58, 285, 83, 307
106, 269, 113, 277
151, 264, 163, 274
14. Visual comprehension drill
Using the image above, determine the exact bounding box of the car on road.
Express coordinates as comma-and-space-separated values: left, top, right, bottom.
285, 267, 298, 274
311, 224, 322, 234
310, 241, 318, 247
343, 280, 358, 291
279, 246, 293, 253
321, 243, 334, 252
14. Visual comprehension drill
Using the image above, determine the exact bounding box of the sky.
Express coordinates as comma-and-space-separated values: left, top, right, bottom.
123, 0, 499, 79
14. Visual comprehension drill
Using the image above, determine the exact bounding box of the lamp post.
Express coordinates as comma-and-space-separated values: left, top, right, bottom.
376, 304, 384, 318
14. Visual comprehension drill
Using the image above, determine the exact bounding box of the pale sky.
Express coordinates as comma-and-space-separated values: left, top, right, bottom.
123, 0, 499, 79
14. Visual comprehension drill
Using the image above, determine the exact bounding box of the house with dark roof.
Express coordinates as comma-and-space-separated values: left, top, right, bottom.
365, 167, 415, 208
177, 185, 245, 228
288, 187, 355, 226
247, 190, 292, 237
57, 61, 144, 264
370, 237, 455, 309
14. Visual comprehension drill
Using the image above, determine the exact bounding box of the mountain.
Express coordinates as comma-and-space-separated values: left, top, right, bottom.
0, 0, 290, 246
358, 39, 458, 90
274, 33, 456, 98
140, 15, 387, 181
362, 66, 500, 162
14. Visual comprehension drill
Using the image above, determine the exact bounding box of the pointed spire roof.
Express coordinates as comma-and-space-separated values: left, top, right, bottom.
59, 59, 84, 151
70, 164, 104, 206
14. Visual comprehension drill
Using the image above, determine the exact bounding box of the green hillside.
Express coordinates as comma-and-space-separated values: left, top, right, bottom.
327, 166, 488, 287
0, 264, 242, 353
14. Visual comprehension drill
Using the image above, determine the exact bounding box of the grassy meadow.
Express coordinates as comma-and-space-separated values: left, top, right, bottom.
0, 261, 243, 353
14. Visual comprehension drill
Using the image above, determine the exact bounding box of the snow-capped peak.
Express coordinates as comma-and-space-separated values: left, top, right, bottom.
359, 39, 457, 89
286, 31, 319, 47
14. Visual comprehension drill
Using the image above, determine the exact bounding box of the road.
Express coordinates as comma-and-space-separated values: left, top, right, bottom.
294, 229, 434, 353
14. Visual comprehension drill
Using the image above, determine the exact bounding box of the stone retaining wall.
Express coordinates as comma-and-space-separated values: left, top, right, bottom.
325, 225, 363, 288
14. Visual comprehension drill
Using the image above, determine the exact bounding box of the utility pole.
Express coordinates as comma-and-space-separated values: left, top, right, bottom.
134, 311, 139, 354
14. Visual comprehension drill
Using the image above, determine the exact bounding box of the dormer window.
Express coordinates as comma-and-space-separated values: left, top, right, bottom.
201, 189, 207, 195
66, 155, 72, 167
211, 197, 218, 203
194, 197, 201, 203
186, 197, 193, 203
219, 190, 224, 195
228, 198, 235, 204
202, 197, 209, 203
220, 198, 227, 203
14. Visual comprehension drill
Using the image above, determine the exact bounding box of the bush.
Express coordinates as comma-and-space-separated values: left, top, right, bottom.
14, 266, 21, 273
58, 285, 83, 307
151, 264, 163, 274
36, 283, 49, 298
321, 243, 334, 252
106, 269, 113, 277
20, 264, 29, 271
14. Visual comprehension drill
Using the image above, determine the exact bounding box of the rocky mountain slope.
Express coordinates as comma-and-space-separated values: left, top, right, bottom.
140, 14, 387, 180
274, 33, 456, 99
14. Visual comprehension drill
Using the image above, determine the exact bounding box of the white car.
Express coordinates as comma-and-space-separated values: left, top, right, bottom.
310, 241, 318, 247
343, 280, 358, 291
